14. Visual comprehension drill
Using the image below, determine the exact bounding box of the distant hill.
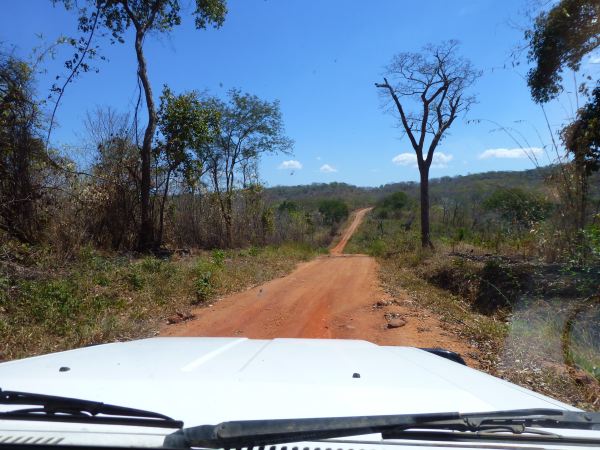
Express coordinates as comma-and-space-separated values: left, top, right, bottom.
264, 167, 556, 208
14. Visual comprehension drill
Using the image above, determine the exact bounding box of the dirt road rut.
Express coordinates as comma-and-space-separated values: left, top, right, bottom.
162, 208, 477, 363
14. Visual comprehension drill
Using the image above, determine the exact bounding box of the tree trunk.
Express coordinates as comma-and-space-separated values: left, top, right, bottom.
419, 163, 433, 248
224, 194, 233, 247
156, 167, 172, 248
575, 155, 587, 232
134, 30, 156, 252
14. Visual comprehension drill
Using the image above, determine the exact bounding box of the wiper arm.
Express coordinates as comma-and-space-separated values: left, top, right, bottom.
174, 409, 600, 448
0, 389, 183, 429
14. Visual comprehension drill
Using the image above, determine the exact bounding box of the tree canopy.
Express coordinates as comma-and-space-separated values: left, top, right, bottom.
204, 89, 293, 246
526, 0, 600, 103
318, 199, 349, 225
483, 188, 551, 228
562, 81, 600, 176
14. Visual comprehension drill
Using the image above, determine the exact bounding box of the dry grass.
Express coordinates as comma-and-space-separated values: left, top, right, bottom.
0, 243, 324, 360
346, 214, 600, 410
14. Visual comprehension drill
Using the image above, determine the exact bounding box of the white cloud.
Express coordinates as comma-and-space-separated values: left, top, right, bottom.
432, 152, 453, 167
391, 151, 453, 168
391, 153, 417, 166
478, 147, 543, 160
590, 55, 600, 64
316, 156, 322, 161
278, 160, 303, 170
319, 164, 337, 173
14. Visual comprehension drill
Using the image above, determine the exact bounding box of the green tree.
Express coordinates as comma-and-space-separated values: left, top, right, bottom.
277, 200, 300, 213
57, 0, 227, 251
526, 0, 600, 103
154, 86, 219, 246
376, 191, 409, 219
525, 0, 600, 231
561, 81, 600, 230
204, 90, 293, 246
376, 41, 479, 248
318, 199, 349, 225
483, 188, 551, 230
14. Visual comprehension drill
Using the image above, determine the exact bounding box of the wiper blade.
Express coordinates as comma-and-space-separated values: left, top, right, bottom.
175, 409, 600, 448
0, 389, 183, 429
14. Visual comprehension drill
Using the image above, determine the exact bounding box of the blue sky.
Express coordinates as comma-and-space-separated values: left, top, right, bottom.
0, 0, 583, 187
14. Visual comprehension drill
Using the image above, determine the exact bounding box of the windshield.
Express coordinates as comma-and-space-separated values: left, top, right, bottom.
0, 0, 599, 446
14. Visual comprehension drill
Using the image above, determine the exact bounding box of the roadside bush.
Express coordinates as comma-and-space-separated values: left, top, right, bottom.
211, 249, 225, 267
194, 271, 213, 303
193, 259, 217, 304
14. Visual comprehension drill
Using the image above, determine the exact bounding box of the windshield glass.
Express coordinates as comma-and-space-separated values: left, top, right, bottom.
0, 0, 598, 437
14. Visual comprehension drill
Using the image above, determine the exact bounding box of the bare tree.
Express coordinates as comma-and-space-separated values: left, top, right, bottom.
84, 107, 140, 249
376, 40, 479, 247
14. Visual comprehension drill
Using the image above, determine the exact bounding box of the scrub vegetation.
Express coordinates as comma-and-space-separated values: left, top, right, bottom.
346, 180, 600, 409
0, 242, 323, 360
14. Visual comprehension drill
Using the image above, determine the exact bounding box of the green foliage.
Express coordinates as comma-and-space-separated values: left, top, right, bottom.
266, 182, 375, 210
261, 207, 275, 237
562, 81, 600, 175
140, 256, 163, 273
483, 188, 552, 228
206, 89, 294, 162
211, 249, 225, 267
375, 191, 409, 219
526, 0, 600, 103
18, 280, 81, 335
0, 275, 8, 304
126, 270, 145, 291
194, 268, 213, 303
318, 199, 349, 225
366, 238, 387, 257
585, 223, 600, 258
455, 227, 466, 242
57, 0, 227, 39
0, 242, 324, 360
202, 89, 293, 245
55, 0, 228, 252
156, 86, 220, 187
193, 254, 226, 303
277, 200, 300, 213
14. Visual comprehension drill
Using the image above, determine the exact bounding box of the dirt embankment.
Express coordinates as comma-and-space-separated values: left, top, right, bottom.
162, 208, 479, 364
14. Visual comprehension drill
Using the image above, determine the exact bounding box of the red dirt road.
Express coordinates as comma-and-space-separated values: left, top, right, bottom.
162, 208, 478, 363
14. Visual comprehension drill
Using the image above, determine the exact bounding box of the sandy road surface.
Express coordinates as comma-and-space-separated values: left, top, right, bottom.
162, 208, 477, 363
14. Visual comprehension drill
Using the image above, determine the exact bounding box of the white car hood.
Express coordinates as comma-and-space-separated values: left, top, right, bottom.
0, 337, 575, 427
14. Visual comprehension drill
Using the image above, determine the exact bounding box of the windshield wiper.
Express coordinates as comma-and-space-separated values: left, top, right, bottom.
0, 389, 183, 429
171, 409, 600, 448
